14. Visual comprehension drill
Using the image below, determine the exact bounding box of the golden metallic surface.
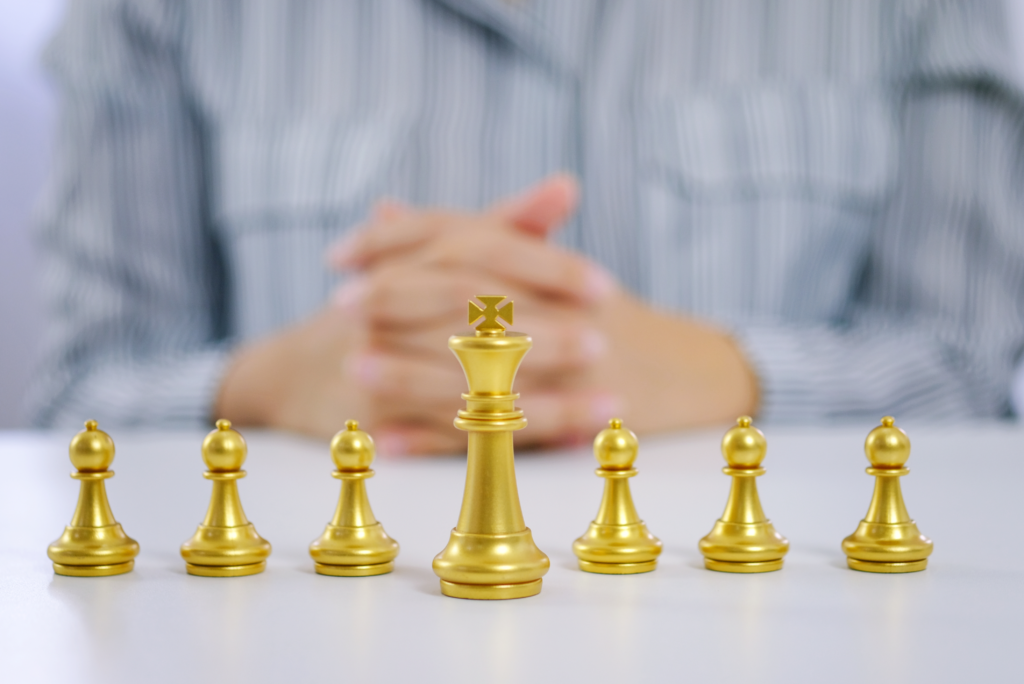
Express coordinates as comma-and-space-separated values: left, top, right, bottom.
846, 558, 928, 573
180, 420, 271, 577
309, 420, 400, 577
47, 421, 140, 577
314, 561, 396, 577
468, 294, 514, 334
439, 579, 543, 600
331, 419, 375, 471
51, 561, 135, 577
573, 419, 662, 574
185, 561, 267, 577
433, 296, 550, 599
842, 417, 933, 573
699, 417, 789, 573
577, 559, 658, 575
703, 558, 784, 573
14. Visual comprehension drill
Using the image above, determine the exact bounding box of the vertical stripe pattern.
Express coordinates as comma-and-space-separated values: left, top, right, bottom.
29, 0, 1024, 427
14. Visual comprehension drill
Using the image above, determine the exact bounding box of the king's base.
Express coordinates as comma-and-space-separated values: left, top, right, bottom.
704, 558, 783, 573
53, 560, 134, 577
185, 561, 266, 577
847, 558, 927, 574
315, 561, 394, 577
578, 559, 657, 575
440, 578, 542, 600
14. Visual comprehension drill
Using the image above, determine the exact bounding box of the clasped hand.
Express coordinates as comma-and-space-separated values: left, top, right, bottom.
215, 175, 757, 454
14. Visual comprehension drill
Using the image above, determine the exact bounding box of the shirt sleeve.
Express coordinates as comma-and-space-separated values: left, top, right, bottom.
28, 0, 232, 428
735, 0, 1024, 421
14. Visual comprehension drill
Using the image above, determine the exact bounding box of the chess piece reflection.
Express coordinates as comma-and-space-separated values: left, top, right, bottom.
432, 295, 550, 599
180, 420, 271, 577
842, 417, 933, 573
573, 419, 662, 573
699, 416, 789, 573
47, 420, 140, 576
309, 420, 400, 576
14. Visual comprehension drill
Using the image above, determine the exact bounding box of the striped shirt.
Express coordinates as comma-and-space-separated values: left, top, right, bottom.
29, 0, 1024, 428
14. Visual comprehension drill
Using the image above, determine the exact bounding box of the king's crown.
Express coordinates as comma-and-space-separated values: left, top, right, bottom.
469, 295, 513, 334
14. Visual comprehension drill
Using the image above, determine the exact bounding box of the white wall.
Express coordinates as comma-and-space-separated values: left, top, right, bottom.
1, 1, 1024, 428
0, 0, 64, 428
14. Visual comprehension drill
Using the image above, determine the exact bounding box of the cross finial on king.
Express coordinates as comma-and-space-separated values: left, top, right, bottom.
469, 295, 513, 335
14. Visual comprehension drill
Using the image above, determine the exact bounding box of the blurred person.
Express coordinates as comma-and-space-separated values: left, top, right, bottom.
29, 0, 1024, 454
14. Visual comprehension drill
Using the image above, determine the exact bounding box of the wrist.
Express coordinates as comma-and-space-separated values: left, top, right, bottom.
213, 338, 282, 427
712, 327, 760, 418
600, 291, 760, 430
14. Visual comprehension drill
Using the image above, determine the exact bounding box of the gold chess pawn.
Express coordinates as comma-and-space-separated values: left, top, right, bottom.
432, 295, 550, 600
309, 420, 400, 576
573, 419, 662, 574
842, 417, 933, 573
47, 420, 140, 577
180, 420, 272, 577
699, 416, 789, 573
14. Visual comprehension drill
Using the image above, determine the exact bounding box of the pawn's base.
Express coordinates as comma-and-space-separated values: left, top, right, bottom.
704, 558, 783, 573
578, 559, 657, 575
847, 558, 927, 574
53, 560, 134, 577
185, 561, 266, 577
439, 579, 542, 600
314, 561, 394, 577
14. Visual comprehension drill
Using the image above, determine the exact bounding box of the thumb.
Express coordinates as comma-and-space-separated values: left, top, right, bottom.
489, 173, 579, 238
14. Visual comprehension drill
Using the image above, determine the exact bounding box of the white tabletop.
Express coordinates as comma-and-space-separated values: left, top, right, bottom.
1, 422, 1020, 684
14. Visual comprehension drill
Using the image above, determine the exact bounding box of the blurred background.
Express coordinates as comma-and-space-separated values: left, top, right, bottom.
1, 0, 63, 429
3, 0, 1024, 429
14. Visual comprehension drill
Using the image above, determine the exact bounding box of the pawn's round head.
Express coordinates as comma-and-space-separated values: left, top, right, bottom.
593, 418, 638, 470
721, 416, 767, 468
331, 420, 375, 472
864, 416, 910, 468
202, 419, 247, 472
69, 420, 115, 472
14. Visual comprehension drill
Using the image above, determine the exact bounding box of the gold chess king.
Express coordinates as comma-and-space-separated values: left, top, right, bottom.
432, 295, 551, 599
